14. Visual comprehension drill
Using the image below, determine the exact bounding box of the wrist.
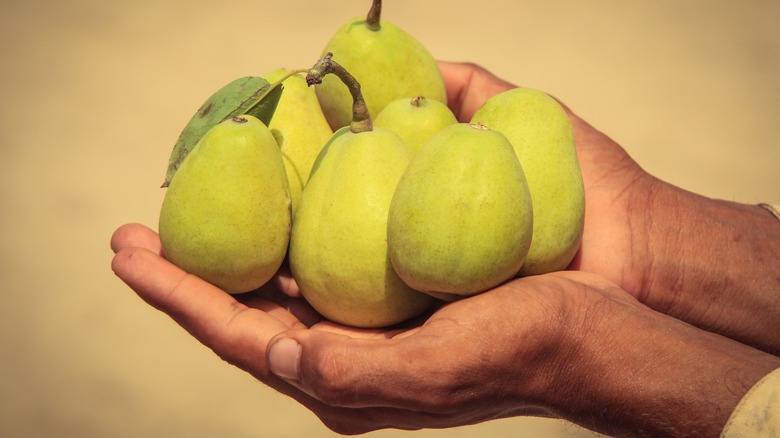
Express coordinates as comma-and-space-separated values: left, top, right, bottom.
549, 285, 780, 437
637, 183, 780, 353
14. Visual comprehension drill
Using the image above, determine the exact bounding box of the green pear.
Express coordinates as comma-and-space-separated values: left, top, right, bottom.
316, 0, 447, 131
373, 96, 458, 153
289, 127, 433, 327
471, 88, 585, 276
263, 68, 333, 215
387, 123, 533, 299
289, 55, 433, 328
159, 115, 291, 294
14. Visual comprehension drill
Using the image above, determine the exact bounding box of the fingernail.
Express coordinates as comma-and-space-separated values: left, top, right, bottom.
268, 337, 301, 382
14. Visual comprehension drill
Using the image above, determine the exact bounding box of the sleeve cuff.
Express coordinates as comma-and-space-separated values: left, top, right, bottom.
721, 367, 780, 437
758, 203, 780, 221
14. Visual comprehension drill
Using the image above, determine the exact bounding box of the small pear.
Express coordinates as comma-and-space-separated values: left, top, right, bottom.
471, 88, 585, 276
264, 68, 333, 215
289, 55, 433, 328
316, 0, 446, 130
373, 96, 458, 153
159, 115, 291, 293
387, 123, 534, 299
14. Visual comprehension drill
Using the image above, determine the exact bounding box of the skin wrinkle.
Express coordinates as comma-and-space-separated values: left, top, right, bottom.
522, 278, 597, 420
624, 176, 668, 305
656, 198, 726, 333
310, 342, 356, 406
405, 327, 483, 412
221, 302, 277, 371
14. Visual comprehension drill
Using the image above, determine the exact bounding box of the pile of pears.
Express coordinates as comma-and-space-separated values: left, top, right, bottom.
158, 0, 585, 328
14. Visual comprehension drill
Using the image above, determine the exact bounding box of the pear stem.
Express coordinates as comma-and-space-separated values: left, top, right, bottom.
306, 52, 372, 134
366, 0, 382, 30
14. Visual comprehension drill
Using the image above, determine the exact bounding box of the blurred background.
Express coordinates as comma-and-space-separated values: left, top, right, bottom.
1, 1, 778, 437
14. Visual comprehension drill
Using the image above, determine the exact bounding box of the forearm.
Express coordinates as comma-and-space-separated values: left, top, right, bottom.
636, 180, 780, 354
552, 290, 780, 437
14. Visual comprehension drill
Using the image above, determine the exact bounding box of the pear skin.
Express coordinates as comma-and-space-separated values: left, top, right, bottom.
374, 96, 458, 154
159, 115, 291, 293
289, 127, 433, 328
263, 69, 333, 215
471, 88, 585, 276
387, 123, 534, 297
316, 10, 446, 130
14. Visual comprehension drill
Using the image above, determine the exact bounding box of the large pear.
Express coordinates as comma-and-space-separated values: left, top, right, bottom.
289, 127, 433, 328
315, 0, 446, 131
264, 69, 333, 215
387, 123, 533, 299
159, 115, 291, 293
471, 88, 585, 276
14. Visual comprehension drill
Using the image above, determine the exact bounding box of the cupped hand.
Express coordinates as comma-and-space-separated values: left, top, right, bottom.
437, 61, 655, 298
436, 61, 780, 354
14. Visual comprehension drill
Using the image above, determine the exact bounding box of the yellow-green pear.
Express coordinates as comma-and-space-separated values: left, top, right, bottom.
373, 96, 458, 153
316, 0, 446, 131
387, 123, 534, 299
289, 55, 433, 328
471, 88, 585, 276
264, 68, 333, 215
159, 115, 291, 294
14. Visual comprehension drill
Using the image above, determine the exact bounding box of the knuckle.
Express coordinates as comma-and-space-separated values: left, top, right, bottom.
306, 345, 356, 406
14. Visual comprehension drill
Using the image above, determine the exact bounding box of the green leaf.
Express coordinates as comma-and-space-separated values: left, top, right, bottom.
161, 76, 284, 187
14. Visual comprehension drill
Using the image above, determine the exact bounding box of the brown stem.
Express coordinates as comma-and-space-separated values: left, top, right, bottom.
366, 0, 382, 31
306, 52, 372, 134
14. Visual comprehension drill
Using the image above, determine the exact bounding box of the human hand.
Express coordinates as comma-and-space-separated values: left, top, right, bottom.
437, 61, 780, 354
437, 60, 651, 308
110, 224, 779, 437
265, 271, 779, 438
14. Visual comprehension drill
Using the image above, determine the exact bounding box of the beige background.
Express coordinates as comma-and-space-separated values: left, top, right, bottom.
1, 1, 778, 437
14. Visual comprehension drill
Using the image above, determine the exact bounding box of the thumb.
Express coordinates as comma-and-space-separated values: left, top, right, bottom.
266, 334, 303, 383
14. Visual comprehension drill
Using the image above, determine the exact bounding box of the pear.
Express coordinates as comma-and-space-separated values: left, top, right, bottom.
471, 88, 585, 276
373, 96, 458, 153
289, 55, 433, 328
387, 123, 534, 299
316, 0, 447, 131
159, 115, 291, 294
263, 68, 333, 215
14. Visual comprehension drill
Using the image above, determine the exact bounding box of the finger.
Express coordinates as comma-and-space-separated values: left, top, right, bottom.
110, 223, 162, 255
272, 262, 302, 297
234, 293, 313, 331
309, 320, 415, 339
111, 245, 293, 375
241, 283, 323, 328
436, 61, 516, 122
